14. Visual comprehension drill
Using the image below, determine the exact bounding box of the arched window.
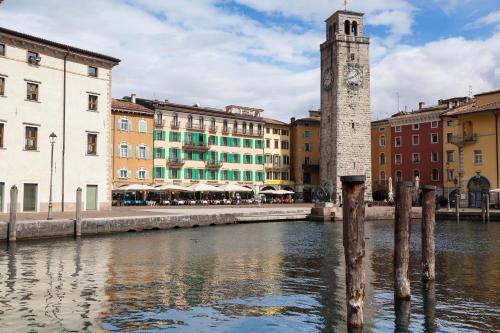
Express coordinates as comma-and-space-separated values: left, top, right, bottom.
233, 121, 238, 132
172, 113, 178, 126
333, 22, 337, 34
380, 171, 386, 181
328, 26, 333, 39
258, 124, 262, 135
380, 153, 386, 165
187, 115, 193, 128
352, 21, 358, 36
223, 119, 228, 132
249, 123, 254, 134
242, 122, 247, 134
344, 20, 351, 35
199, 116, 204, 129
414, 170, 420, 180
379, 135, 386, 146
210, 117, 216, 131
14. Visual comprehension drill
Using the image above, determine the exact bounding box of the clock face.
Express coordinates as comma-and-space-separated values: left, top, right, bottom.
344, 65, 363, 89
323, 69, 333, 90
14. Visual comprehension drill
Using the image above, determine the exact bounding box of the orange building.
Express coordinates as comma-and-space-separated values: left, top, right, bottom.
111, 97, 155, 189
290, 110, 321, 202
371, 119, 392, 200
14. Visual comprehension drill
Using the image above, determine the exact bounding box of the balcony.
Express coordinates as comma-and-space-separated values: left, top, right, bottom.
167, 158, 185, 166
449, 134, 477, 146
183, 141, 210, 151
170, 121, 180, 129
232, 129, 263, 137
209, 125, 218, 133
186, 124, 206, 132
265, 163, 289, 171
222, 127, 230, 134
302, 163, 319, 172
154, 119, 165, 127
205, 160, 224, 169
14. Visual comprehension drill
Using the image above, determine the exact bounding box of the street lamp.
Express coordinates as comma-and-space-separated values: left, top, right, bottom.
47, 132, 57, 220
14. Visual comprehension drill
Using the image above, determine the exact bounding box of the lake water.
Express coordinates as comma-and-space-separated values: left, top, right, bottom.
0, 220, 498, 332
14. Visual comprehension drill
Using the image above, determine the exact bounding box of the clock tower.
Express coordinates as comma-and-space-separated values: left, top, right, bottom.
319, 10, 372, 202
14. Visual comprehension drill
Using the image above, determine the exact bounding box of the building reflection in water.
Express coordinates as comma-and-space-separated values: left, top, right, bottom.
0, 220, 498, 332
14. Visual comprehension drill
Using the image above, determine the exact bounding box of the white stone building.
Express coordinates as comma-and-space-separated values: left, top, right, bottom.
0, 27, 120, 212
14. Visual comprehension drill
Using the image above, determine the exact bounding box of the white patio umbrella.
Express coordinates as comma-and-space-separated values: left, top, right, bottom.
155, 184, 188, 192
388, 177, 394, 200
116, 184, 157, 191
259, 190, 276, 194
275, 190, 294, 195
490, 189, 500, 193
218, 184, 253, 192
186, 183, 224, 192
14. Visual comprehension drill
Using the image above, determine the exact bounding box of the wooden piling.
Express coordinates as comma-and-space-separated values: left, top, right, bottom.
455, 193, 460, 223
395, 298, 411, 332
423, 281, 437, 333
8, 185, 18, 242
421, 185, 436, 282
341, 175, 366, 331
75, 187, 82, 237
394, 181, 412, 300
481, 194, 486, 223
486, 194, 490, 223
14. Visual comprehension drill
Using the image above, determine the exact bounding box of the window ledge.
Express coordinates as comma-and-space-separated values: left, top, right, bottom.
87, 109, 99, 113
0, 95, 7, 98
25, 99, 41, 103
86, 154, 99, 157
23, 149, 39, 152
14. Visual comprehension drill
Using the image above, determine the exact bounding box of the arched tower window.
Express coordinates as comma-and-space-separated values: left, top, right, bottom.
344, 20, 351, 35
187, 115, 193, 128
352, 21, 358, 36
333, 22, 337, 34
328, 26, 333, 39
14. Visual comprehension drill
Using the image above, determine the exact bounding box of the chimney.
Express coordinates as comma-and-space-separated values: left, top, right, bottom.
419, 101, 425, 110
131, 93, 136, 103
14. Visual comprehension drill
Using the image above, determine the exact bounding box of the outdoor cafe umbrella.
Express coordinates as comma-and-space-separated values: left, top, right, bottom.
117, 184, 157, 191
218, 184, 253, 192
259, 190, 276, 194
186, 183, 224, 192
274, 190, 294, 195
388, 177, 393, 200
155, 184, 188, 192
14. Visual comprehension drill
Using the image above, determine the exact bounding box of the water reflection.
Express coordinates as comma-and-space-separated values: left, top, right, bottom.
0, 221, 498, 332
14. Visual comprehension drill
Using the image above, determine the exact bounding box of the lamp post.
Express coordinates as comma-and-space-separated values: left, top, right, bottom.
47, 132, 57, 220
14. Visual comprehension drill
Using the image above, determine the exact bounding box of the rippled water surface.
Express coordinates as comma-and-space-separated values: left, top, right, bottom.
0, 220, 499, 332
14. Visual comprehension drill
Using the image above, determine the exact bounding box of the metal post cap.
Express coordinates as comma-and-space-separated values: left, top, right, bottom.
340, 175, 366, 183
421, 185, 437, 191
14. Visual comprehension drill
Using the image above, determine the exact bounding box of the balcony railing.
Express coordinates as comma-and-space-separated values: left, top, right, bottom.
154, 119, 165, 127
170, 121, 180, 129
186, 124, 206, 132
265, 163, 289, 170
205, 160, 224, 169
183, 141, 210, 151
232, 129, 263, 137
449, 134, 477, 146
209, 125, 218, 133
167, 158, 185, 166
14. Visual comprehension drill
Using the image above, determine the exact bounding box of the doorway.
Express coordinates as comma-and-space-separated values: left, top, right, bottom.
86, 185, 98, 211
23, 183, 38, 212
467, 176, 490, 208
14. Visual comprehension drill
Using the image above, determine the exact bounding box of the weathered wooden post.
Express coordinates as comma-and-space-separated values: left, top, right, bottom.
486, 194, 490, 223
8, 185, 18, 242
75, 187, 82, 238
395, 298, 411, 332
455, 192, 460, 223
481, 194, 486, 223
394, 181, 412, 300
341, 175, 366, 331
421, 185, 436, 282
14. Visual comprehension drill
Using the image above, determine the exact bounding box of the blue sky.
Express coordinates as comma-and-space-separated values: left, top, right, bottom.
1, 0, 499, 120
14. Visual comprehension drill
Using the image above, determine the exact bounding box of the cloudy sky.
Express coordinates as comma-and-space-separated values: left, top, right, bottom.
1, 0, 500, 120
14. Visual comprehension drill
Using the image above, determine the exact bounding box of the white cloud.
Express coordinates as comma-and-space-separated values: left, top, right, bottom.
468, 10, 500, 30
372, 33, 500, 119
0, 0, 498, 123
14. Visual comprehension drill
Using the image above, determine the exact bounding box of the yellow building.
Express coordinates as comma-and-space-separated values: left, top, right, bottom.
290, 111, 321, 202
442, 90, 500, 207
111, 97, 155, 189
371, 119, 391, 201
262, 118, 293, 191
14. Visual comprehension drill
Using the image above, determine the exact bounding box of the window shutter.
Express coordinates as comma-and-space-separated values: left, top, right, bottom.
169, 148, 173, 160
229, 170, 234, 181
116, 144, 121, 157
161, 148, 166, 159
203, 133, 207, 144
127, 170, 131, 179
127, 145, 132, 158
184, 168, 188, 179
215, 151, 219, 163
145, 147, 150, 159
136, 170, 140, 179
161, 131, 166, 141
236, 138, 241, 147
136, 146, 140, 159
194, 169, 199, 180
153, 168, 157, 179
168, 168, 172, 179
249, 139, 253, 148
145, 170, 149, 179
215, 170, 219, 181
161, 167, 165, 179
117, 119, 121, 130
127, 120, 131, 131
237, 171, 241, 181
215, 136, 219, 145
249, 155, 254, 164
